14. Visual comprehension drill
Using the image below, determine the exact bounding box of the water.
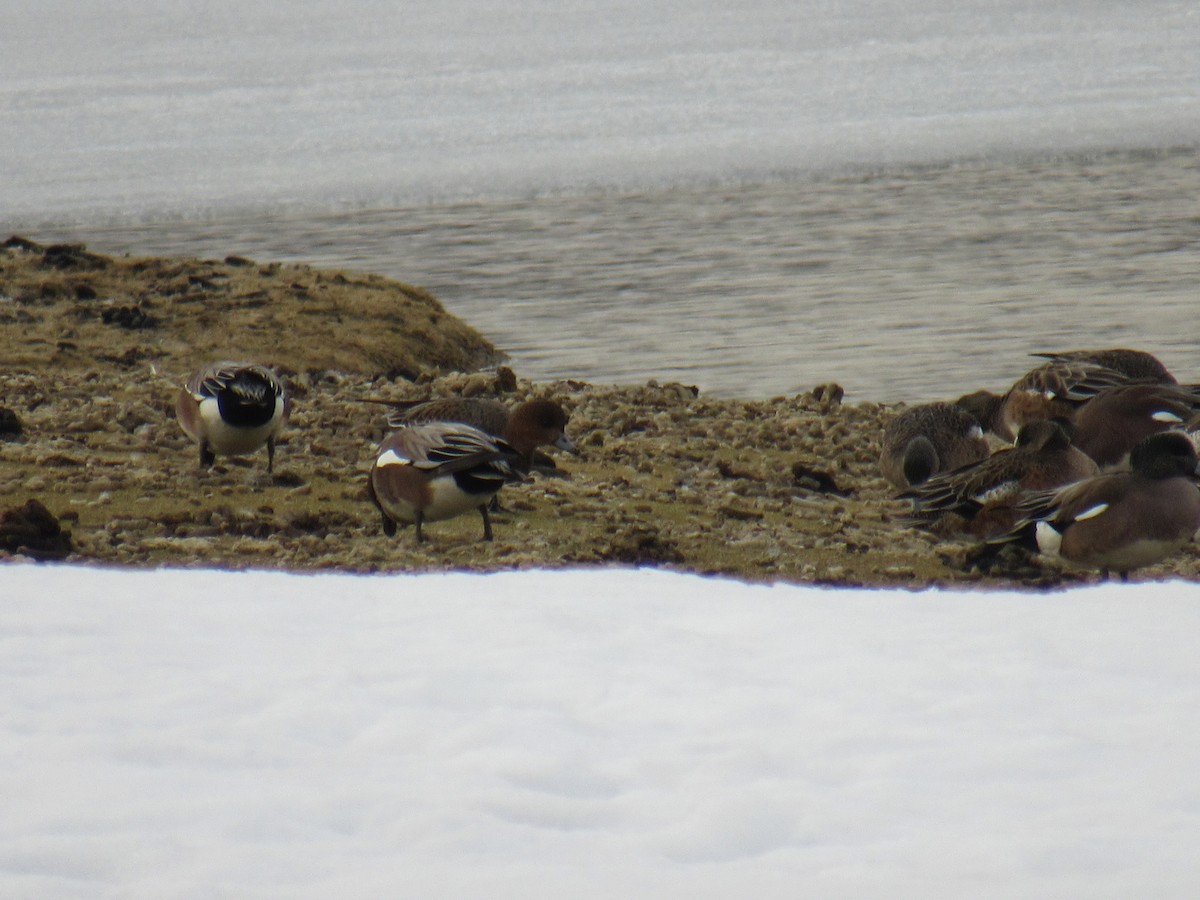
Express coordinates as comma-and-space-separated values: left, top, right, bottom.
48, 147, 1200, 402
6, 0, 1200, 400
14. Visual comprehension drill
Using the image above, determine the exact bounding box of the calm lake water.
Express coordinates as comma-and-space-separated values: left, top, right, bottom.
52, 148, 1200, 403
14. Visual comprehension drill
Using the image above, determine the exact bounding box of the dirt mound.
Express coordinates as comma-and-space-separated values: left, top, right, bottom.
1, 236, 500, 380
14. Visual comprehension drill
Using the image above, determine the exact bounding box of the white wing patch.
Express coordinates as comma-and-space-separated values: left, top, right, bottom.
1151, 410, 1184, 423
1073, 503, 1109, 522
376, 449, 412, 468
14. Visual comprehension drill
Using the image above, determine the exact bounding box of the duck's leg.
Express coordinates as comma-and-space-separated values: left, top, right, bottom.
414, 511, 426, 543
199, 440, 215, 469
380, 512, 397, 537
479, 505, 494, 541
267, 436, 276, 473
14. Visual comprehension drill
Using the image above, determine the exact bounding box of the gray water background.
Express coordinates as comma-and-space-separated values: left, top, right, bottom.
46, 148, 1200, 403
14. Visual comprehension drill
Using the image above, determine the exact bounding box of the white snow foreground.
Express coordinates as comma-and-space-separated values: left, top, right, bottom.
2, 564, 1200, 898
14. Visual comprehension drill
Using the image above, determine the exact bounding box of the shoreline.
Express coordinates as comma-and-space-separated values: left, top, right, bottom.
3, 238, 1198, 587
19, 146, 1200, 404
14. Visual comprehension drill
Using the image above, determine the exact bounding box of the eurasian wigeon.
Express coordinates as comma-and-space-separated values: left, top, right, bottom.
997, 430, 1200, 579
175, 361, 289, 472
1069, 383, 1200, 470
900, 418, 1099, 538
384, 396, 576, 471
879, 402, 990, 489
367, 422, 526, 542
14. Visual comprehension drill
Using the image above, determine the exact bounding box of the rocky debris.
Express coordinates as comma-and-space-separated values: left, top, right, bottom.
0, 407, 22, 440
0, 499, 72, 560
808, 382, 845, 409
791, 463, 850, 496
42, 243, 111, 271
3, 235, 42, 252
564, 521, 685, 565
100, 304, 157, 329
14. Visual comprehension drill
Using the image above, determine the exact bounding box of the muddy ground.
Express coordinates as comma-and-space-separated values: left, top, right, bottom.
3, 237, 1197, 587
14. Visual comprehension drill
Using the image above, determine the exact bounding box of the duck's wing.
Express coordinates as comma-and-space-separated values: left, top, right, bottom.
392, 424, 525, 483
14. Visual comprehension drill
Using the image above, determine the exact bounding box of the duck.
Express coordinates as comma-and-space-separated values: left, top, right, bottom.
381, 396, 577, 473
879, 401, 990, 490
900, 418, 1099, 538
1030, 348, 1176, 384
175, 361, 288, 472
953, 389, 1005, 439
367, 422, 527, 542
958, 359, 1141, 442
1069, 383, 1200, 469
992, 430, 1200, 579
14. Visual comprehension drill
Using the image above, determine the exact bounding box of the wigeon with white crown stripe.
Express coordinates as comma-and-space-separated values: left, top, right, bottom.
175, 361, 289, 472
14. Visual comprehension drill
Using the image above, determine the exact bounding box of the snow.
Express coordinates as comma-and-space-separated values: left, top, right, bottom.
5, 1, 1200, 892
4, 564, 1200, 897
